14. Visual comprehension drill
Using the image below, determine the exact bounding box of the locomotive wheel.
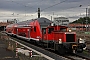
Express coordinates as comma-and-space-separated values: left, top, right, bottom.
58, 45, 66, 55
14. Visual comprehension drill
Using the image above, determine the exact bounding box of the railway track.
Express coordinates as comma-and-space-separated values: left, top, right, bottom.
9, 36, 69, 60
2, 32, 90, 60
64, 55, 86, 60
87, 48, 90, 53
62, 48, 90, 60
64, 53, 90, 60
11, 37, 90, 60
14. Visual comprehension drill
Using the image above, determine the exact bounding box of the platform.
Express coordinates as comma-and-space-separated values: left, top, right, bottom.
0, 38, 20, 60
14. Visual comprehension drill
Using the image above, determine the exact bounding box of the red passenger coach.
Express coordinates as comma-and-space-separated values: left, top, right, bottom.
6, 17, 86, 54
16, 17, 51, 41
16, 21, 39, 40
6, 23, 17, 36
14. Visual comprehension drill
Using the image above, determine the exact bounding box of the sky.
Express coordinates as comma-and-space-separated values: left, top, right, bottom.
0, 0, 90, 22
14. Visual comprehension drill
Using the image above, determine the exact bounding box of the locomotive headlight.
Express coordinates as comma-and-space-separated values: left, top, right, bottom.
78, 38, 85, 43
69, 29, 71, 32
59, 39, 62, 44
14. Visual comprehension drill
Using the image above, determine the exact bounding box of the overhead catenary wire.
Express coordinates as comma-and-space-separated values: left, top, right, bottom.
3, 0, 83, 15
2, 0, 89, 22
10, 0, 45, 13
11, 0, 36, 10
8, 0, 38, 20
41, 0, 68, 12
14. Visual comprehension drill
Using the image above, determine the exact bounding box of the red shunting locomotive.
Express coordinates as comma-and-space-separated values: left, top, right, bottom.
6, 17, 86, 54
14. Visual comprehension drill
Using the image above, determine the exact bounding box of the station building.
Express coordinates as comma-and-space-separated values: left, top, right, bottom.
0, 20, 15, 31
53, 17, 69, 26
0, 22, 10, 31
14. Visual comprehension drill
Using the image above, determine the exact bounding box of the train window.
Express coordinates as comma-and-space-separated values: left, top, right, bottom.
60, 28, 66, 32
62, 20, 69, 22
18, 32, 26, 37
48, 28, 54, 34
34, 26, 36, 32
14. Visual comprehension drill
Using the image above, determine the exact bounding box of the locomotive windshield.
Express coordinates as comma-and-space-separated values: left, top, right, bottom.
60, 28, 66, 32
48, 28, 54, 34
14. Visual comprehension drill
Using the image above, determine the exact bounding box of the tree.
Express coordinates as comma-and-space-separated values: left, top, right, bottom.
71, 17, 90, 24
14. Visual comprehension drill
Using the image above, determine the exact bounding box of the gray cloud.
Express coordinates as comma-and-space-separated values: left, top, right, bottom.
0, 0, 90, 22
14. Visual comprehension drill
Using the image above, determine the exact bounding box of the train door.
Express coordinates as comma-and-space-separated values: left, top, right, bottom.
42, 28, 47, 40
42, 28, 48, 48
14, 28, 17, 34
42, 27, 55, 49
42, 27, 54, 40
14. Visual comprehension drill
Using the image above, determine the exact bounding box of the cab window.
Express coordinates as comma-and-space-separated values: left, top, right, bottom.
60, 28, 66, 32
48, 28, 54, 34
